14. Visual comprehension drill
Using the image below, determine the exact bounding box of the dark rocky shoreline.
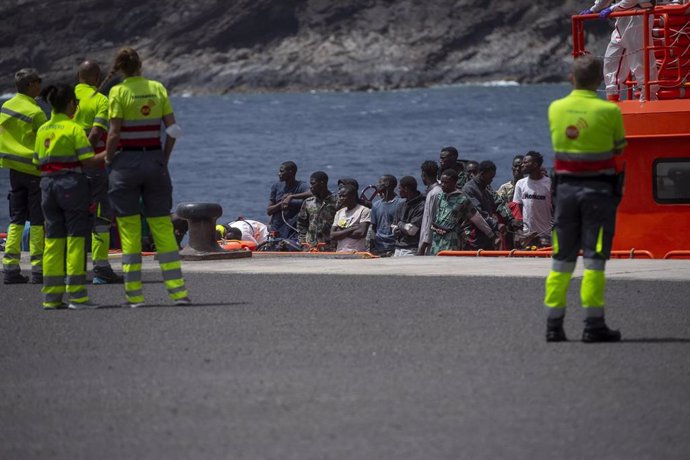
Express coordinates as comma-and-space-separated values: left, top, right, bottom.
1, 0, 611, 94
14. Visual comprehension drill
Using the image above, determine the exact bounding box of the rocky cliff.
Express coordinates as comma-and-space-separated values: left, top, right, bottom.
0, 0, 611, 94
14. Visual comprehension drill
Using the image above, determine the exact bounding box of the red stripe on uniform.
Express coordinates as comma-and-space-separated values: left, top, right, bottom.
121, 125, 160, 132
554, 158, 617, 173
41, 162, 81, 173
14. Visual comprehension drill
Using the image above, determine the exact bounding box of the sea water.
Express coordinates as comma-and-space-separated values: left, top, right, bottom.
0, 83, 570, 226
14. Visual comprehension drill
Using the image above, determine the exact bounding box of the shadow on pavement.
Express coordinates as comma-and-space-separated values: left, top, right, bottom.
85, 302, 251, 309
620, 338, 690, 344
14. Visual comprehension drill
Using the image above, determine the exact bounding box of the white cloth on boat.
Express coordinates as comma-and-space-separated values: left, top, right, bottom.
226, 219, 269, 245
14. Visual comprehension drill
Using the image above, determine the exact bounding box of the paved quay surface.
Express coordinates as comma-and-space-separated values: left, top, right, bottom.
1, 255, 689, 460
177, 254, 690, 280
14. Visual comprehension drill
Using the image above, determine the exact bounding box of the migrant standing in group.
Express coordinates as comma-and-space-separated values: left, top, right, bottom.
513, 151, 553, 248
497, 154, 527, 249
462, 161, 519, 250
369, 174, 404, 257
544, 55, 624, 343
438, 146, 468, 188
392, 176, 425, 257
33, 84, 106, 309
73, 60, 123, 284
267, 161, 309, 242
496, 154, 525, 202
417, 160, 441, 255
428, 169, 495, 255
0, 68, 46, 284
331, 184, 371, 253
465, 160, 479, 179
102, 47, 190, 307
297, 171, 338, 251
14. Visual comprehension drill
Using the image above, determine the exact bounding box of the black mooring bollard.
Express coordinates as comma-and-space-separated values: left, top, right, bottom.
175, 202, 251, 261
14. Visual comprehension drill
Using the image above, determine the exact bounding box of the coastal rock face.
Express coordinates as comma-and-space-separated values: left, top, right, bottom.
0, 0, 611, 94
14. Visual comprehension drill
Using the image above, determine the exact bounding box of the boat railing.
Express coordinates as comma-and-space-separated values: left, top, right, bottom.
572, 2, 690, 101
436, 249, 658, 259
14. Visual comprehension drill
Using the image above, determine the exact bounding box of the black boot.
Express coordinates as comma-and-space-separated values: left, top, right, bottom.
93, 266, 124, 284
546, 317, 567, 342
582, 317, 621, 343
30, 273, 43, 284
4, 272, 29, 284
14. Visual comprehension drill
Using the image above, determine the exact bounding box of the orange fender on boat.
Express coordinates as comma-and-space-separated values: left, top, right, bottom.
220, 240, 257, 251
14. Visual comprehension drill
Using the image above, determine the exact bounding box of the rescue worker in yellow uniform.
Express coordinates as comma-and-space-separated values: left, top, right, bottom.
73, 60, 124, 284
545, 55, 625, 343
102, 47, 190, 307
34, 84, 106, 309
0, 68, 47, 284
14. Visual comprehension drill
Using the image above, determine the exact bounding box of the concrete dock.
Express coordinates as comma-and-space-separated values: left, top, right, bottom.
1, 255, 689, 459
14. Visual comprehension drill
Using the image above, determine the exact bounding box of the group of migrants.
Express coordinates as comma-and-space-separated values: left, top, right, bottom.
255, 147, 553, 257
0, 47, 191, 309
254, 54, 626, 343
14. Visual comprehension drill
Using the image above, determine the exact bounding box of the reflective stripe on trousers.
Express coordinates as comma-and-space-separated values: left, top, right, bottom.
30, 225, 44, 274
148, 216, 188, 300
91, 230, 111, 267
2, 223, 43, 274
118, 215, 144, 303
42, 236, 89, 307
89, 170, 112, 266
544, 245, 608, 315
117, 214, 188, 303
2, 223, 23, 273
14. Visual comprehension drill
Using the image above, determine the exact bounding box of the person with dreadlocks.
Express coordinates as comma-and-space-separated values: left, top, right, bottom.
101, 47, 190, 308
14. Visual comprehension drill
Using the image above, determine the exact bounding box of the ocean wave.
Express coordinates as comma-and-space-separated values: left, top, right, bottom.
431, 81, 520, 89
477, 80, 520, 87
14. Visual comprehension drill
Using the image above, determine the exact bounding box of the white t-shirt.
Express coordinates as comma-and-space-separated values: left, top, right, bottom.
332, 204, 371, 253
514, 176, 553, 237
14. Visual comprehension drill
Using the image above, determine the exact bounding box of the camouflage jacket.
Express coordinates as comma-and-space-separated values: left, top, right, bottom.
297, 193, 338, 250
